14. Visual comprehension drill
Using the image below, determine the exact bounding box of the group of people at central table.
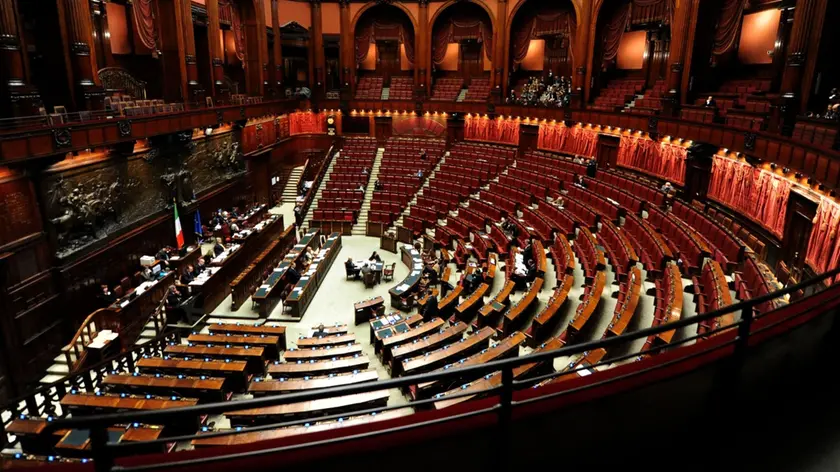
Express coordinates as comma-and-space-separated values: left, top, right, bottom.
346, 251, 387, 287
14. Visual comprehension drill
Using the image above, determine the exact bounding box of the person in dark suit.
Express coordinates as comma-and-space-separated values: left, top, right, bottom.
586, 159, 597, 178
181, 268, 194, 284
422, 294, 439, 320
345, 258, 360, 279
195, 258, 206, 274
213, 238, 225, 257
287, 265, 301, 284
369, 251, 382, 262
98, 284, 116, 306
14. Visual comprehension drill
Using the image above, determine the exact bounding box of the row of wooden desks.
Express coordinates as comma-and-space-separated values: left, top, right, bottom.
606, 266, 642, 337
397, 327, 494, 376
249, 369, 380, 395
529, 274, 574, 343
388, 245, 424, 309
284, 233, 343, 318
369, 313, 423, 345
283, 343, 363, 361
388, 322, 468, 369
227, 390, 391, 426
102, 373, 226, 403
7, 418, 166, 457
207, 322, 287, 349
503, 278, 544, 334
136, 357, 249, 392
163, 344, 267, 374
59, 393, 199, 434
252, 230, 321, 317
186, 332, 284, 360
267, 355, 370, 377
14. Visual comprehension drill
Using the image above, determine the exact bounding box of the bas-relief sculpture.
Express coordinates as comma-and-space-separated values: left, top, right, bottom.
45, 132, 246, 259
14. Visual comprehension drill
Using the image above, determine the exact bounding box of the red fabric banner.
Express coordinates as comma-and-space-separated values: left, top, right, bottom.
616, 135, 686, 185
707, 156, 791, 238
537, 123, 598, 158
806, 198, 840, 282
464, 116, 520, 146
712, 0, 747, 56
132, 0, 157, 51
511, 11, 575, 68
290, 111, 328, 135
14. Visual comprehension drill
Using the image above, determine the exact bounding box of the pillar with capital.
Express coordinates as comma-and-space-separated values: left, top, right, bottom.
572, 0, 592, 108
60, 0, 104, 110
0, 0, 40, 116
181, 0, 203, 101
339, 0, 352, 95
665, 0, 698, 112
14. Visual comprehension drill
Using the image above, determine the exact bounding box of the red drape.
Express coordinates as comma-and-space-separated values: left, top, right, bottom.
602, 3, 631, 62
537, 123, 598, 158
432, 18, 493, 64
356, 21, 415, 64
219, 0, 245, 62
630, 0, 675, 25
290, 111, 328, 135
464, 116, 520, 146
712, 0, 747, 56
617, 135, 686, 185
806, 199, 840, 282
132, 0, 157, 51
511, 11, 575, 68
707, 157, 791, 239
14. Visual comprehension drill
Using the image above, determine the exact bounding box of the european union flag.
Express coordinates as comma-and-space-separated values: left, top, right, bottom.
194, 209, 203, 236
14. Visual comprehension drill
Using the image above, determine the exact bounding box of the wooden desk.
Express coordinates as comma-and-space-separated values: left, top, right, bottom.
455, 283, 489, 321
267, 355, 369, 377
136, 357, 249, 392
380, 318, 445, 355
229, 225, 295, 311
60, 393, 198, 433
543, 348, 608, 386
606, 267, 642, 337
311, 323, 349, 336
503, 278, 544, 334
514, 337, 566, 380
533, 240, 547, 276
380, 232, 398, 253
415, 332, 525, 398
478, 281, 515, 327
285, 233, 342, 319
388, 245, 424, 309
283, 343, 363, 362
530, 274, 574, 343
227, 390, 391, 426
164, 344, 266, 374
388, 322, 468, 368
568, 271, 606, 337
295, 333, 356, 348
54, 425, 165, 457
99, 271, 174, 350
252, 230, 320, 317
187, 333, 283, 360
192, 409, 411, 447
398, 327, 494, 376
656, 264, 683, 345
207, 323, 286, 351
102, 373, 226, 403
438, 284, 464, 318
249, 370, 379, 395
370, 313, 422, 344
354, 296, 385, 325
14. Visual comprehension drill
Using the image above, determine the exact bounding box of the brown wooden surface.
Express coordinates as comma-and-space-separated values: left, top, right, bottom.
227, 390, 390, 424
283, 343, 363, 361
399, 327, 494, 376
267, 356, 369, 377
249, 369, 379, 394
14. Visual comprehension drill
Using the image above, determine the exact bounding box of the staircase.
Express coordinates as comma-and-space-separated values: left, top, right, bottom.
303, 154, 338, 230
395, 152, 448, 227
281, 166, 305, 205
456, 89, 468, 102
352, 148, 385, 236
381, 87, 390, 100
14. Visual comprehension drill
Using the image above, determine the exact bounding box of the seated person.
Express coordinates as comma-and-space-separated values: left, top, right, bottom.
287, 265, 301, 284
423, 264, 439, 285
422, 294, 439, 320
181, 267, 194, 284
141, 266, 155, 282
374, 179, 382, 191
213, 238, 226, 257
166, 286, 184, 307
661, 181, 674, 195
98, 284, 117, 306
189, 264, 200, 278
345, 258, 361, 279
464, 268, 483, 294
304, 247, 315, 264
369, 251, 382, 263
229, 218, 240, 233
575, 175, 587, 188
155, 247, 171, 263
194, 258, 207, 274
704, 96, 716, 108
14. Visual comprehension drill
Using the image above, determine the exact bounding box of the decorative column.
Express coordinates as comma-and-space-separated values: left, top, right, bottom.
0, 0, 39, 116
779, 0, 828, 134
493, 0, 506, 102
310, 0, 324, 99
181, 0, 203, 100
665, 0, 696, 112
339, 0, 352, 94
206, 0, 224, 98
573, 0, 592, 108
61, 0, 104, 110
423, 0, 433, 93
272, 0, 283, 92
416, 0, 428, 98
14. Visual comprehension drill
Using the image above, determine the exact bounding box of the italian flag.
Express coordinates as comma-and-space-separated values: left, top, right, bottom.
174, 202, 185, 249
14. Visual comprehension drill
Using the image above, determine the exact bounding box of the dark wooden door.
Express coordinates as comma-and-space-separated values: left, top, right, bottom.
545, 35, 572, 78
782, 193, 818, 274
459, 41, 482, 82
376, 41, 400, 82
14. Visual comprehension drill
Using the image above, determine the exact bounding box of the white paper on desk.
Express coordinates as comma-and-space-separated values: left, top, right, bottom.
397, 284, 410, 291
409, 249, 419, 255
292, 287, 303, 294
120, 300, 130, 308
300, 276, 310, 281
410, 270, 420, 276
414, 263, 423, 270
273, 268, 283, 273
578, 368, 593, 377
260, 284, 269, 289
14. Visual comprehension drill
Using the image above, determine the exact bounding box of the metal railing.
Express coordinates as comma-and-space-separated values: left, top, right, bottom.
19, 266, 839, 472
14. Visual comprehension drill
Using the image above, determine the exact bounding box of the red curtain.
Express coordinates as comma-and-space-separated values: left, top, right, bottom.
219, 0, 245, 62
356, 21, 415, 64
806, 199, 840, 281
538, 123, 598, 158
602, 3, 631, 62
432, 18, 493, 64
707, 157, 791, 238
132, 0, 157, 51
465, 116, 520, 146
630, 0, 675, 25
712, 0, 747, 56
617, 136, 686, 185
290, 112, 327, 135
511, 11, 575, 68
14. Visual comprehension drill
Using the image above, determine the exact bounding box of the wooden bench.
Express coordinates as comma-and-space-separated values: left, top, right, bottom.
478, 281, 515, 327
398, 327, 494, 376
295, 333, 356, 348
388, 322, 469, 368
503, 278, 544, 334
207, 323, 287, 351
566, 271, 606, 341
227, 390, 391, 426
249, 370, 379, 395
164, 344, 267, 374
267, 355, 370, 377
380, 318, 445, 356
102, 373, 226, 403
187, 333, 283, 360
605, 266, 642, 337
136, 357, 250, 392
283, 343, 364, 362
60, 393, 199, 433
529, 274, 574, 343
455, 283, 489, 321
